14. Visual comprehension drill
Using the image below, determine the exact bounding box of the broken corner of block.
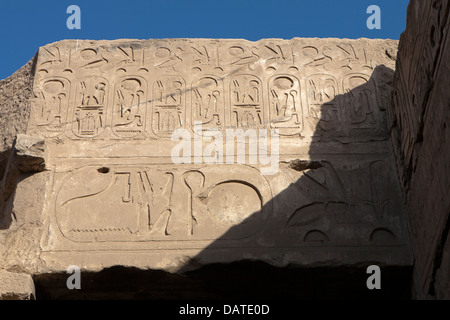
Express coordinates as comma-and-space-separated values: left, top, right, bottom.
14, 134, 46, 173
0, 269, 36, 300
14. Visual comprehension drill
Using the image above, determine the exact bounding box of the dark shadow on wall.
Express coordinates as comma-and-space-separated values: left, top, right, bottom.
33, 65, 413, 299
172, 64, 412, 299
0, 144, 20, 229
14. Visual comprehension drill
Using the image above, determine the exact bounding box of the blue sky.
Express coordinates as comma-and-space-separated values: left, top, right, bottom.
0, 0, 409, 80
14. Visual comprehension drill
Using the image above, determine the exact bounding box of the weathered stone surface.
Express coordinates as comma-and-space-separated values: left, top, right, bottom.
0, 269, 35, 300
14, 134, 46, 173
0, 37, 412, 295
0, 58, 35, 153
0, 135, 46, 233
1, 171, 48, 272
0, 61, 39, 233
388, 0, 450, 299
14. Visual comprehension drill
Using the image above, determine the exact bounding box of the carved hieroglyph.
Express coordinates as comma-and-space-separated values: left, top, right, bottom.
25, 38, 411, 271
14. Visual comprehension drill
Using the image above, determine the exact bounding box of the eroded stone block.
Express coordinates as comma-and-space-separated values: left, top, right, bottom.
14, 134, 46, 173
0, 269, 35, 300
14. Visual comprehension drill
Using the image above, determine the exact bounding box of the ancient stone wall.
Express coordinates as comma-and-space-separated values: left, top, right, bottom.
388, 0, 450, 299
0, 58, 36, 153
1, 37, 413, 298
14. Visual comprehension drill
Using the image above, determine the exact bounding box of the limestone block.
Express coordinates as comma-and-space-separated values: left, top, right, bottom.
0, 269, 35, 300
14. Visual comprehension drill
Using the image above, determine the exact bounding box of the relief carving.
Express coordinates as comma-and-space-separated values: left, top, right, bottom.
341, 73, 380, 132
27, 38, 408, 268
306, 74, 341, 134
268, 75, 303, 135
112, 76, 147, 138
192, 76, 224, 129
152, 76, 186, 137
54, 164, 270, 243
219, 44, 260, 71
33, 77, 70, 136
282, 160, 399, 243
153, 46, 183, 72
191, 45, 222, 72
72, 76, 108, 138
230, 74, 264, 128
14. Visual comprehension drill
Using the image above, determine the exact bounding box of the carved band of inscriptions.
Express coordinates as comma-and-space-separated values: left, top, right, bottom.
30, 73, 380, 139
54, 164, 271, 243
31, 41, 389, 139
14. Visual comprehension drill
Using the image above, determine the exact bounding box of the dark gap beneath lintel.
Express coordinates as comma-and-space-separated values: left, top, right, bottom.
33, 262, 412, 300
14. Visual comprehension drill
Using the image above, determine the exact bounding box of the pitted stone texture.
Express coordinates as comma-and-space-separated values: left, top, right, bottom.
0, 269, 35, 300
0, 58, 35, 153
